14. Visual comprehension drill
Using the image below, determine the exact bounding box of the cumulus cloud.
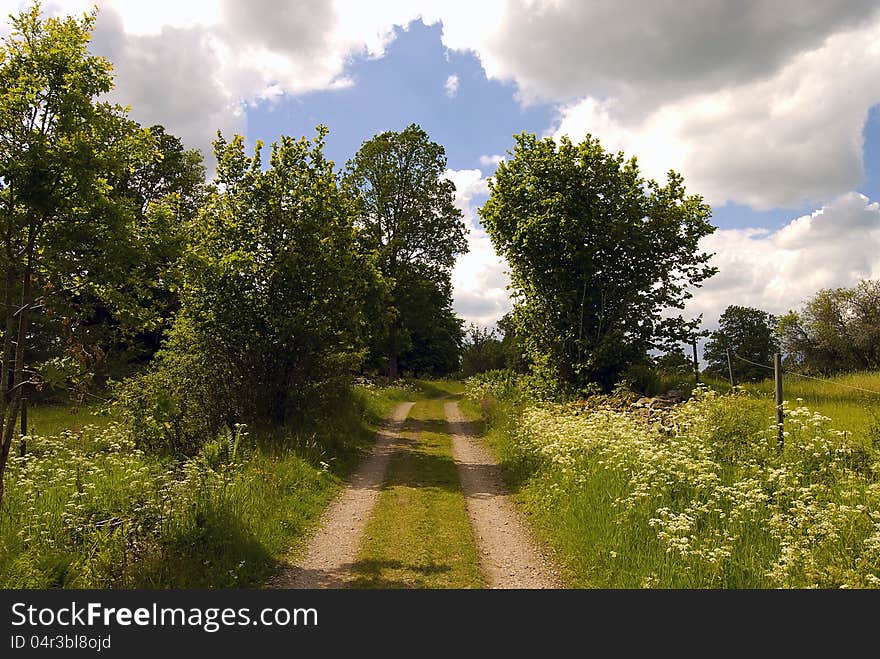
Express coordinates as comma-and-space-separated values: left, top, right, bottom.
0, 0, 430, 157
478, 154, 503, 167
429, 1, 880, 209
687, 192, 880, 327
553, 19, 880, 209
444, 73, 459, 98
90, 11, 240, 159
438, 0, 879, 107
444, 168, 511, 326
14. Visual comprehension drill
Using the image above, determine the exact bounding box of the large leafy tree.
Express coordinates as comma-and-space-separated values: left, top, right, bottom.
778, 280, 880, 375
480, 133, 716, 391
122, 128, 372, 452
344, 124, 468, 378
0, 4, 155, 505
703, 305, 778, 382
35, 124, 206, 387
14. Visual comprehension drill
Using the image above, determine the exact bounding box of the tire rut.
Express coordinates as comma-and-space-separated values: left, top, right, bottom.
446, 401, 563, 589
268, 401, 414, 588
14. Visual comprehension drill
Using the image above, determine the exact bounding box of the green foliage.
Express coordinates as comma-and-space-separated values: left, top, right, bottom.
0, 383, 405, 588
0, 2, 159, 504
778, 279, 880, 375
464, 369, 523, 406
459, 324, 507, 377
122, 127, 371, 452
479, 132, 716, 393
345, 123, 468, 377
394, 275, 463, 376
704, 305, 777, 381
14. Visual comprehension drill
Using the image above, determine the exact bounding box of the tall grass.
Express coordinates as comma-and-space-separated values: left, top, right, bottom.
743, 371, 880, 443
0, 382, 415, 588
466, 377, 880, 588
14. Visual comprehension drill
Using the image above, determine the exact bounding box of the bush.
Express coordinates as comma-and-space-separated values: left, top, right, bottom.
115, 317, 240, 455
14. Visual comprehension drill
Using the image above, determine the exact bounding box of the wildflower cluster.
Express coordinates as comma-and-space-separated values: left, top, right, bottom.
0, 422, 253, 587
499, 388, 880, 588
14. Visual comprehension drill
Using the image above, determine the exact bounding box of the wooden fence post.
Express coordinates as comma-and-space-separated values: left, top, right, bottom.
774, 352, 784, 449
726, 348, 737, 390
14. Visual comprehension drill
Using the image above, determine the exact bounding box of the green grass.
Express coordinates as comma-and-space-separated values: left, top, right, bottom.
23, 402, 116, 438
465, 381, 880, 589
349, 397, 483, 589
741, 371, 880, 443
648, 370, 880, 445
0, 383, 412, 588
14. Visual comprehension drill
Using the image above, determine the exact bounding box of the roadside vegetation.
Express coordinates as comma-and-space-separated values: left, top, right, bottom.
0, 383, 416, 587
465, 371, 880, 588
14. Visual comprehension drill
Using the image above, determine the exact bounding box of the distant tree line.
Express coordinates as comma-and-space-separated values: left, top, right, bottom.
653, 279, 880, 385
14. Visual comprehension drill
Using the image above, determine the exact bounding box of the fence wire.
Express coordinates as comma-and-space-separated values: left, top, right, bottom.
730, 352, 880, 396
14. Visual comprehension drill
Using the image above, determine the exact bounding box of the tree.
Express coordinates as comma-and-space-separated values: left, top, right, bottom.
778, 280, 880, 375
496, 311, 528, 373
344, 124, 468, 378
395, 276, 463, 376
122, 128, 372, 452
36, 124, 205, 388
703, 305, 778, 382
655, 349, 692, 376
460, 323, 507, 377
0, 3, 155, 505
479, 132, 716, 392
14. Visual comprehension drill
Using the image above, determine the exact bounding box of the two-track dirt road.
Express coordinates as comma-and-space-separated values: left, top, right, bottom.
270, 397, 561, 589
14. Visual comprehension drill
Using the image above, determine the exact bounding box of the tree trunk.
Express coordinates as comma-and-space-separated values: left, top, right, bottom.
0, 263, 31, 512
0, 267, 17, 435
388, 351, 398, 380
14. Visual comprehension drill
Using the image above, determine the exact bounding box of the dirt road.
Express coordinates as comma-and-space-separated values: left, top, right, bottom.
269, 402, 414, 588
445, 401, 562, 588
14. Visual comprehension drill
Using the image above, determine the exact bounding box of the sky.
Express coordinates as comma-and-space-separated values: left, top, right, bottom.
4, 0, 880, 335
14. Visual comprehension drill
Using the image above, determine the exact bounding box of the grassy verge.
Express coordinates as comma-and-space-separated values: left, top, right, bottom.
0, 382, 415, 588
464, 375, 880, 589
349, 397, 482, 589
742, 371, 880, 444
23, 402, 117, 438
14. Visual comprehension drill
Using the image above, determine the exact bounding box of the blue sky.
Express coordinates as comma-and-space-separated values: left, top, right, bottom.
246, 22, 555, 174
7, 0, 880, 331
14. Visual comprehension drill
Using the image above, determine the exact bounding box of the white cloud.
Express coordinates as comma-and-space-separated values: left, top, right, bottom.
0, 0, 431, 157
5, 1, 879, 211
437, 0, 879, 107
478, 154, 503, 167
687, 192, 880, 327
552, 19, 880, 209
445, 168, 511, 326
444, 73, 459, 98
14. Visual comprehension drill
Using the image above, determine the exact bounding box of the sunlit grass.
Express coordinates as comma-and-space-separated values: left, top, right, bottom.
349, 398, 482, 589
0, 383, 414, 588
466, 374, 880, 589
742, 371, 880, 445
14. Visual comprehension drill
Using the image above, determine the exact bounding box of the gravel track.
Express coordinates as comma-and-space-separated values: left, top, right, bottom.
268, 402, 414, 589
445, 401, 563, 589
